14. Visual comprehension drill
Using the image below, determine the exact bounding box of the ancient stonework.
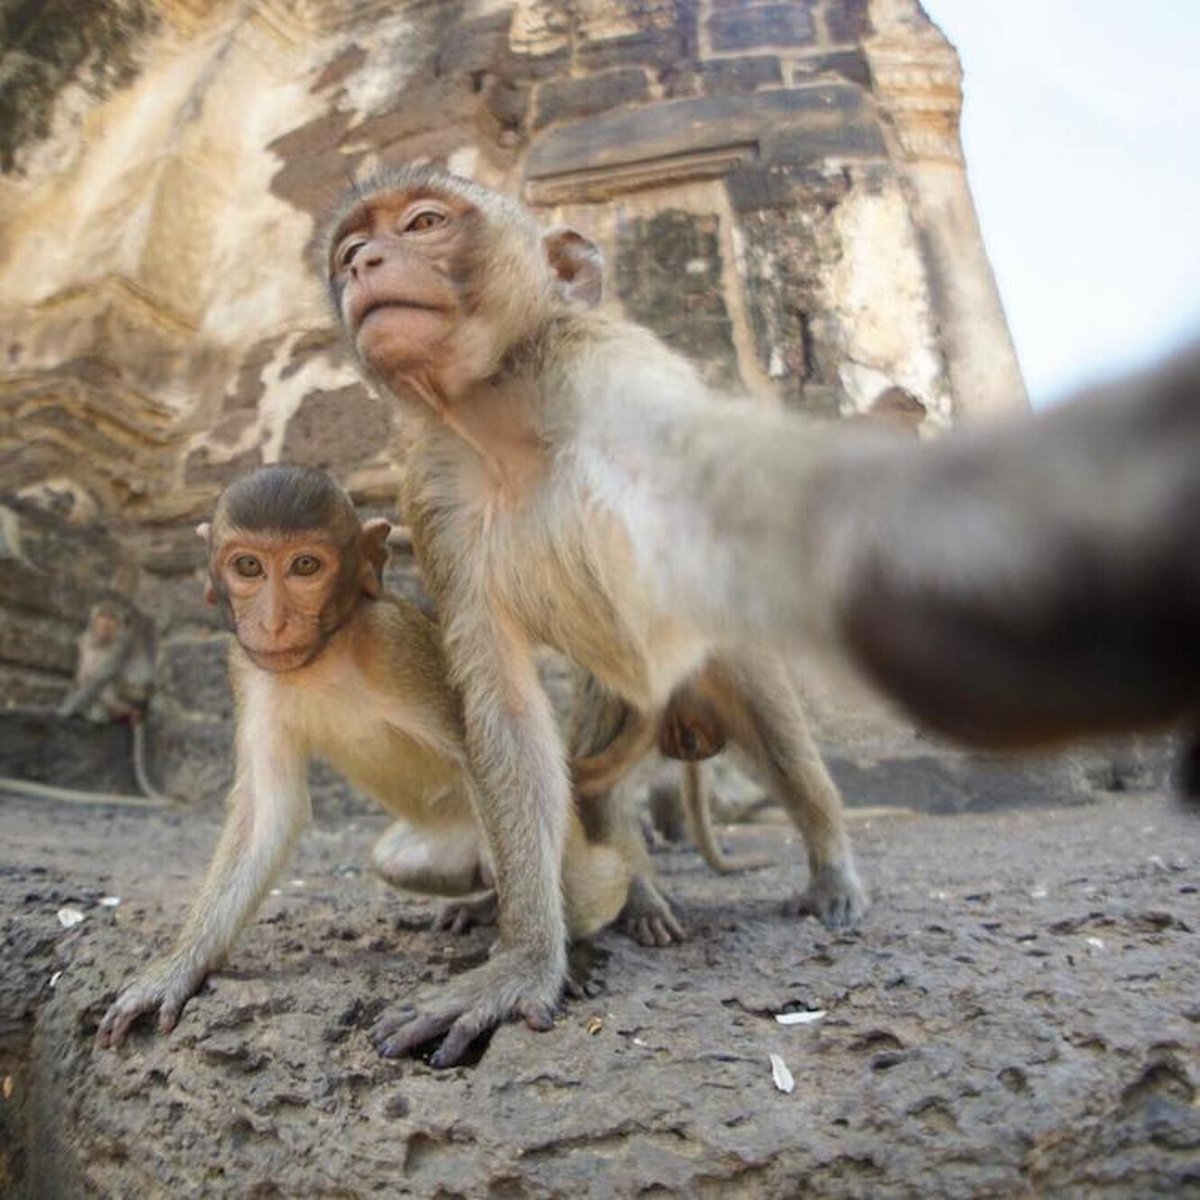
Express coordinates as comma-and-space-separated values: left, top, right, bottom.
0, 0, 1027, 797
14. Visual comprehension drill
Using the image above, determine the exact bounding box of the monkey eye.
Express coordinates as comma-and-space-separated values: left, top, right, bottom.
337, 237, 367, 270
291, 555, 322, 577
404, 209, 447, 234
232, 555, 263, 578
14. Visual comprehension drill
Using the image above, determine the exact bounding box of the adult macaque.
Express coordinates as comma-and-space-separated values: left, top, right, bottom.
57, 595, 170, 804
96, 466, 627, 1049
324, 164, 865, 1064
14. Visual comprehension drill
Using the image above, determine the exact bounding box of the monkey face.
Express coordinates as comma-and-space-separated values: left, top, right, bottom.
327, 188, 476, 384
324, 168, 571, 403
214, 533, 353, 672
89, 610, 123, 644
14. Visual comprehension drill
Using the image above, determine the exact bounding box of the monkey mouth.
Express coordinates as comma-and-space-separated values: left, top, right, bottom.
245, 645, 322, 673
358, 298, 445, 327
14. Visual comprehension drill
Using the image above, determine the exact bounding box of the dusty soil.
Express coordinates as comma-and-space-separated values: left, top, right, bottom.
2, 787, 1198, 1199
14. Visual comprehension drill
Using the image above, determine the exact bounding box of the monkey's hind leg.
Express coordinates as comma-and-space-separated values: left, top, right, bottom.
713, 654, 866, 929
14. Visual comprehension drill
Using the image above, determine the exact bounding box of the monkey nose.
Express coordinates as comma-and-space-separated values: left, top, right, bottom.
353, 246, 385, 277
262, 595, 290, 635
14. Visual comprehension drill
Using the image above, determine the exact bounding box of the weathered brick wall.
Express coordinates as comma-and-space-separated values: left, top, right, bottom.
0, 0, 1026, 801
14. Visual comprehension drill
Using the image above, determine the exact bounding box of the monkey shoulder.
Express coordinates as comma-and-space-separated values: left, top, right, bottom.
353, 597, 459, 706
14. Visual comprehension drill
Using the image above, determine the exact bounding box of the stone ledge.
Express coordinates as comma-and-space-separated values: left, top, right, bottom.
525, 85, 871, 181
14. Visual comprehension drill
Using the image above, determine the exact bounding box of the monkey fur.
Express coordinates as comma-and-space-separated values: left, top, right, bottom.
96, 465, 627, 1050
323, 164, 865, 1064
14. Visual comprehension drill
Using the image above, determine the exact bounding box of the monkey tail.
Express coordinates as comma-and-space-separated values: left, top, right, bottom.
0, 776, 169, 808
682, 762, 773, 875
131, 720, 183, 807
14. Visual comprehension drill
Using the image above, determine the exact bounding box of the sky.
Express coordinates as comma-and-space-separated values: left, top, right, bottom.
921, 0, 1200, 407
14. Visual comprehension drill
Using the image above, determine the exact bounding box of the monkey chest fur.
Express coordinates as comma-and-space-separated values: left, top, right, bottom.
252, 655, 463, 813
422, 441, 712, 712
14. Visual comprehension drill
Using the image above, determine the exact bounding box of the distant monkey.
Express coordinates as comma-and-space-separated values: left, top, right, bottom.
323, 164, 865, 1064
59, 596, 153, 724
56, 595, 170, 804
96, 466, 627, 1050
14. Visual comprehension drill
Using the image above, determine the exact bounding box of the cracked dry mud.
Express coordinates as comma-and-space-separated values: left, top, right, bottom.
2, 788, 1198, 1198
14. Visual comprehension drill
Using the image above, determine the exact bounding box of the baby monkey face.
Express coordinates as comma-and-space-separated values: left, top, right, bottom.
215, 532, 347, 672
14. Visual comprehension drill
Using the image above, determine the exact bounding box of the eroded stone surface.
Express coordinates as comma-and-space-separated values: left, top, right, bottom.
0, 0, 1029, 766
2, 790, 1197, 1197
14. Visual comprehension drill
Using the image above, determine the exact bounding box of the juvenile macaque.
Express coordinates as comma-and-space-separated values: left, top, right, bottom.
57, 595, 169, 803
96, 466, 627, 1049
324, 164, 865, 1064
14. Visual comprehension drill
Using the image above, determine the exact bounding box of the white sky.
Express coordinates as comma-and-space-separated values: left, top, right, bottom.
921, 0, 1200, 407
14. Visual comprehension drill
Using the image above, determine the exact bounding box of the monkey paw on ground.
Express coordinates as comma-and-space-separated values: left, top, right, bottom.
370, 946, 564, 1068
782, 861, 868, 929
95, 958, 208, 1049
618, 876, 687, 948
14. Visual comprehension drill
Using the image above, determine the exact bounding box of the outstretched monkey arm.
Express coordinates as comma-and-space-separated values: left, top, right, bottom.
97, 685, 311, 1048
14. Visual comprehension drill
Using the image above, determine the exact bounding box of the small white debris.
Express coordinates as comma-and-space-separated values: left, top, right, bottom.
928, 890, 949, 901
99, 896, 121, 907
632, 1037, 649, 1048
769, 1053, 795, 1094
56, 908, 85, 929
1146, 855, 1168, 873
1085, 937, 1106, 951
775, 1010, 826, 1026
49, 971, 62, 989
269, 888, 282, 897
290, 879, 306, 888
1029, 887, 1048, 900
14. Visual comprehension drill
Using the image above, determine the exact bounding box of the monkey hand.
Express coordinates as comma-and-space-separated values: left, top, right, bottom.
370, 944, 565, 1068
95, 957, 208, 1049
618, 875, 687, 948
435, 890, 499, 935
783, 860, 868, 929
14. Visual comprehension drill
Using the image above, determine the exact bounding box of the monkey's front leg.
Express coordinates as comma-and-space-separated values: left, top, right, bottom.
371, 637, 570, 1067
97, 762, 310, 1048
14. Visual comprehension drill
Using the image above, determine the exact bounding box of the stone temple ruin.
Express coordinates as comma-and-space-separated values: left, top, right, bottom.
0, 0, 1026, 801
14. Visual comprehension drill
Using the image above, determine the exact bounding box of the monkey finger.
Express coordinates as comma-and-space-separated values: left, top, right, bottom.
157, 1001, 184, 1034
429, 1016, 492, 1069
96, 1002, 146, 1050
377, 1011, 456, 1060
519, 999, 556, 1032
563, 974, 601, 1001
370, 1004, 418, 1045
434, 906, 469, 935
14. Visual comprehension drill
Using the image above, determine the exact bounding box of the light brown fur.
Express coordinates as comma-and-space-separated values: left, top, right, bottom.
324, 165, 864, 1065
96, 466, 627, 1050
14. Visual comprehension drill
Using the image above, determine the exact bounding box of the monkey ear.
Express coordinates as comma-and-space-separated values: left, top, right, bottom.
204, 578, 218, 607
196, 522, 210, 542
360, 517, 392, 597
543, 227, 603, 309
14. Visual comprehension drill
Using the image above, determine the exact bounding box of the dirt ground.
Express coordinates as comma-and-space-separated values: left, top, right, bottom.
2, 785, 1198, 1199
